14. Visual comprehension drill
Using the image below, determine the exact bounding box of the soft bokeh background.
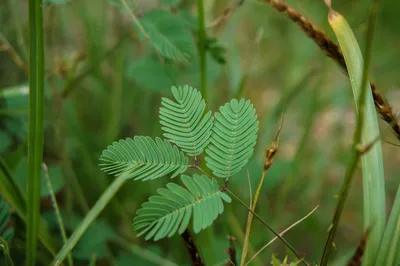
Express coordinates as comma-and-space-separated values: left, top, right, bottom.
1, 0, 400, 265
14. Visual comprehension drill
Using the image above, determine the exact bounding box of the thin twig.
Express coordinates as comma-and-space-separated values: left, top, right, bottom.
42, 163, 73, 266
245, 205, 319, 266
207, 0, 245, 29
119, 0, 149, 40
225, 236, 237, 266
0, 33, 28, 76
181, 229, 205, 266
347, 229, 371, 266
195, 166, 308, 266
259, 0, 400, 142
240, 107, 284, 265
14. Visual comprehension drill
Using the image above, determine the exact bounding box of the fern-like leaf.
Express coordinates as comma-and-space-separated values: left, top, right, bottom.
205, 99, 258, 178
99, 136, 188, 181
132, 174, 231, 241
159, 85, 213, 156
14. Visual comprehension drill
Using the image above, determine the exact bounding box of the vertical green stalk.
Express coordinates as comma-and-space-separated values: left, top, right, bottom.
52, 174, 128, 265
197, 0, 207, 102
322, 2, 384, 265
27, 0, 45, 265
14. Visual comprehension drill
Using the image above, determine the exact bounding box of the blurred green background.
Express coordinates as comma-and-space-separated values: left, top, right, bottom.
1, 0, 400, 265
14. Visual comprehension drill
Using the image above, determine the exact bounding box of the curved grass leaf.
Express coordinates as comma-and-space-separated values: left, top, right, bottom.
99, 136, 188, 181
375, 186, 400, 265
132, 174, 231, 240
205, 99, 259, 178
136, 10, 196, 62
159, 85, 213, 156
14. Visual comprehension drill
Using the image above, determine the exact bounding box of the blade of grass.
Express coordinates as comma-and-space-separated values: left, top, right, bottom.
197, 0, 207, 102
0, 158, 57, 255
27, 0, 45, 264
51, 174, 128, 265
375, 186, 400, 265
321, 1, 384, 265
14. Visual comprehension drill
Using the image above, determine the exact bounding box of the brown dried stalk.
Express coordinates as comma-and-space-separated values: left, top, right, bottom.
348, 229, 371, 266
181, 229, 205, 266
259, 0, 400, 141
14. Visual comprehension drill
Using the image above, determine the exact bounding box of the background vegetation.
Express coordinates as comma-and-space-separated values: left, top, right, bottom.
1, 0, 400, 265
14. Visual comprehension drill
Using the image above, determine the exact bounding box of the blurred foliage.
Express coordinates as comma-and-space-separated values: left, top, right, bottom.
1, 0, 400, 265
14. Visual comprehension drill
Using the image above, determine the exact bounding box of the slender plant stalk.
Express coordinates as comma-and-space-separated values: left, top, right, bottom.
245, 205, 319, 266
241, 141, 279, 265
321, 1, 383, 265
42, 163, 73, 266
27, 0, 45, 264
0, 158, 57, 255
195, 166, 308, 266
118, 0, 149, 40
51, 174, 128, 265
197, 0, 207, 102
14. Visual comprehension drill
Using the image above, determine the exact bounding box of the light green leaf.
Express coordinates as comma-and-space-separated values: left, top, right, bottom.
375, 186, 400, 265
127, 58, 179, 93
132, 174, 231, 240
159, 85, 213, 156
136, 9, 196, 62
99, 136, 189, 180
205, 99, 259, 178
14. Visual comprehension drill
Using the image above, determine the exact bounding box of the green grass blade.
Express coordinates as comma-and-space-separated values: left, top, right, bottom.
27, 0, 45, 264
52, 174, 127, 265
0, 158, 57, 255
325, 3, 385, 266
375, 186, 400, 265
197, 0, 207, 102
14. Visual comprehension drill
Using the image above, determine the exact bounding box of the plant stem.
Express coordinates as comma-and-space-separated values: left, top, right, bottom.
320, 2, 381, 265
196, 166, 308, 266
51, 174, 128, 265
27, 0, 45, 264
197, 0, 207, 102
43, 163, 73, 266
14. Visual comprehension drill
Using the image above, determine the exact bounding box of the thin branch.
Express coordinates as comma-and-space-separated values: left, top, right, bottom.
42, 163, 73, 266
195, 166, 308, 266
119, 0, 149, 41
240, 107, 283, 265
245, 205, 319, 266
181, 229, 205, 266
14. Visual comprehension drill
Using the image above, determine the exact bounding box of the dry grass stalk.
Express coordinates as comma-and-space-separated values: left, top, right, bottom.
260, 0, 400, 141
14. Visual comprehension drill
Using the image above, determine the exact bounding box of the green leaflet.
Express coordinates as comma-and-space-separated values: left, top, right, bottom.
132, 174, 231, 241
205, 99, 259, 178
99, 136, 189, 180
135, 9, 196, 62
159, 85, 213, 156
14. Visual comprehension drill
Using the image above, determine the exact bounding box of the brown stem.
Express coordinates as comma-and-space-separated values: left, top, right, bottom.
181, 230, 205, 266
260, 0, 400, 141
